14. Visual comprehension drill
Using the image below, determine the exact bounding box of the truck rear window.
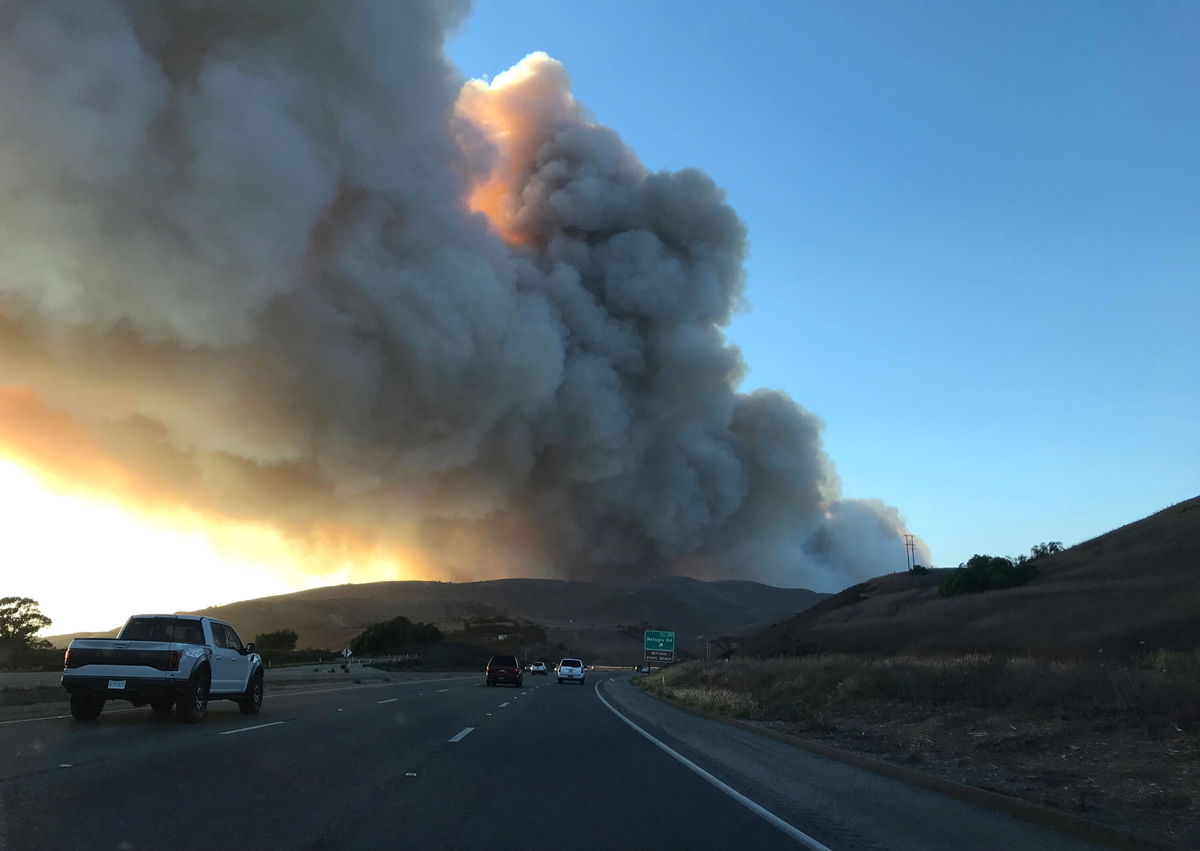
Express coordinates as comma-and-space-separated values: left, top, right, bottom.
561, 659, 582, 668
119, 617, 205, 645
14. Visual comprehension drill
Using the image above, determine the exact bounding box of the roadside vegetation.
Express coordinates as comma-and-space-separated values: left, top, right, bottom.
638, 653, 1200, 846
639, 652, 1200, 725
0, 597, 58, 671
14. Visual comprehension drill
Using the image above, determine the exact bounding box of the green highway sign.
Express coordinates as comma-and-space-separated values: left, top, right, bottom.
644, 630, 676, 652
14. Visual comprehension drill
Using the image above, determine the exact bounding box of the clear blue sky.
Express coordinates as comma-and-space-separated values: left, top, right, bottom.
447, 0, 1199, 567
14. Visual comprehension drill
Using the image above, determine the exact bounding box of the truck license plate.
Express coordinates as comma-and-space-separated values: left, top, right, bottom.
107, 680, 126, 690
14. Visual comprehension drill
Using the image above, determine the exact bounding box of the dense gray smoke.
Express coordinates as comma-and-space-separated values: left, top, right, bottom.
0, 1, 928, 590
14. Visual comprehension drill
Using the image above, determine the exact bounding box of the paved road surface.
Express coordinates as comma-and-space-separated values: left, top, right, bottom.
0, 673, 1106, 850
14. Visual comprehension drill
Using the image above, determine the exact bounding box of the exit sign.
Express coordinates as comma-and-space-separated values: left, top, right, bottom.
643, 630, 675, 652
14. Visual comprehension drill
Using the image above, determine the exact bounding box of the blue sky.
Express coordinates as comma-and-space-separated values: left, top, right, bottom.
447, 1, 1198, 567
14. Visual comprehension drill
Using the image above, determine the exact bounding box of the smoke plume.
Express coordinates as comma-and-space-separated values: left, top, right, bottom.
0, 1, 928, 590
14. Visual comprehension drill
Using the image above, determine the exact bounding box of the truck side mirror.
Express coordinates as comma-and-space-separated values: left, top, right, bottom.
244, 643, 256, 654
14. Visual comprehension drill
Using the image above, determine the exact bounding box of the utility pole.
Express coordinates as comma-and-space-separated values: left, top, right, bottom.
903, 534, 916, 572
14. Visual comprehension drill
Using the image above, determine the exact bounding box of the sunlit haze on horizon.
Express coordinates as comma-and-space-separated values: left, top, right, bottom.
1, 1, 1195, 636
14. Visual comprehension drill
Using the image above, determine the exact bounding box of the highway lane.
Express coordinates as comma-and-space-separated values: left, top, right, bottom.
0, 673, 792, 851
0, 672, 1108, 850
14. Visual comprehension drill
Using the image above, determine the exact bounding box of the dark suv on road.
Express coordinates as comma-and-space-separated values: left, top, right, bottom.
485, 654, 522, 687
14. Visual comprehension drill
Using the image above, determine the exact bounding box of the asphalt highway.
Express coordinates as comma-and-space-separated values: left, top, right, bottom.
0, 672, 1107, 850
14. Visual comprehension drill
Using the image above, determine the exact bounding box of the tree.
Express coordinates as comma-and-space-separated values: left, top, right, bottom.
1029, 541, 1064, 560
254, 629, 299, 652
0, 597, 52, 648
350, 616, 442, 655
939, 555, 1039, 597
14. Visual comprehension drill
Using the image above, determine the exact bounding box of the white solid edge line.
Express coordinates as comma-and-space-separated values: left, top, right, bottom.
448, 726, 474, 743
219, 721, 285, 736
593, 680, 831, 851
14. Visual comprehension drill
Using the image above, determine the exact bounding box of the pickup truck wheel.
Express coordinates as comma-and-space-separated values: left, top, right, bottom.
177, 671, 210, 723
69, 691, 104, 721
239, 671, 264, 715
150, 696, 175, 716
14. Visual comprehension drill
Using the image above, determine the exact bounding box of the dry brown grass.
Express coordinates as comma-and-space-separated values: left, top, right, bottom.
641, 652, 1200, 726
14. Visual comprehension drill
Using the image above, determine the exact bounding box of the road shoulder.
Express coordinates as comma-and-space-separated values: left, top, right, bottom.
618, 676, 1183, 851
598, 676, 1115, 851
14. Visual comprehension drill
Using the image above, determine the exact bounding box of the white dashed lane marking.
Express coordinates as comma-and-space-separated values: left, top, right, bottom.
219, 721, 286, 736
448, 726, 474, 743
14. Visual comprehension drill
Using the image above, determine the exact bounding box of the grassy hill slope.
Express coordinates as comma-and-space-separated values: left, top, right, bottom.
741, 495, 1200, 658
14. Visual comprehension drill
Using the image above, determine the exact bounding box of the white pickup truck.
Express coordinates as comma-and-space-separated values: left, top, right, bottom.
62, 614, 263, 723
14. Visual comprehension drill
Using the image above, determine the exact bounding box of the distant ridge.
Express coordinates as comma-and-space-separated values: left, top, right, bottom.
49, 575, 828, 661
740, 496, 1200, 658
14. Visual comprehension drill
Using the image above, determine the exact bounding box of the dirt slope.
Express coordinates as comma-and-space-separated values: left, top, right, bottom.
741, 495, 1200, 658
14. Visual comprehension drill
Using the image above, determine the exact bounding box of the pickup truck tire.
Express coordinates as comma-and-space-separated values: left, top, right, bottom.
176, 669, 210, 723
150, 696, 175, 716
69, 691, 104, 721
238, 670, 263, 715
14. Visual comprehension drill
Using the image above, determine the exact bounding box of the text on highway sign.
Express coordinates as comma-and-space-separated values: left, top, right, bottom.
644, 630, 675, 651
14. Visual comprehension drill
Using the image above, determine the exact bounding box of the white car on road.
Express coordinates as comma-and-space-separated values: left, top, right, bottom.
557, 658, 585, 684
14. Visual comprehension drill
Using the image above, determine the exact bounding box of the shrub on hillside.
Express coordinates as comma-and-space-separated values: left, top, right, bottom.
350, 616, 441, 655
254, 628, 298, 652
939, 554, 1039, 597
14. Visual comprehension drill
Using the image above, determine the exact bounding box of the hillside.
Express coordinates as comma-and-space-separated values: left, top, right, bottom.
50, 576, 827, 663
741, 495, 1200, 658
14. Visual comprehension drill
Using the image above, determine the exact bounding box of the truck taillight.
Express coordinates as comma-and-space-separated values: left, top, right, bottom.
165, 650, 181, 671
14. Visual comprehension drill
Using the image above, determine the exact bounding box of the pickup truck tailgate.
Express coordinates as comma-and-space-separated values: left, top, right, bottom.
65, 641, 184, 672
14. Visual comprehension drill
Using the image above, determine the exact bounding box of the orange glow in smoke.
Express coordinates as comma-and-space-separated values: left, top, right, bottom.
456, 52, 577, 245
